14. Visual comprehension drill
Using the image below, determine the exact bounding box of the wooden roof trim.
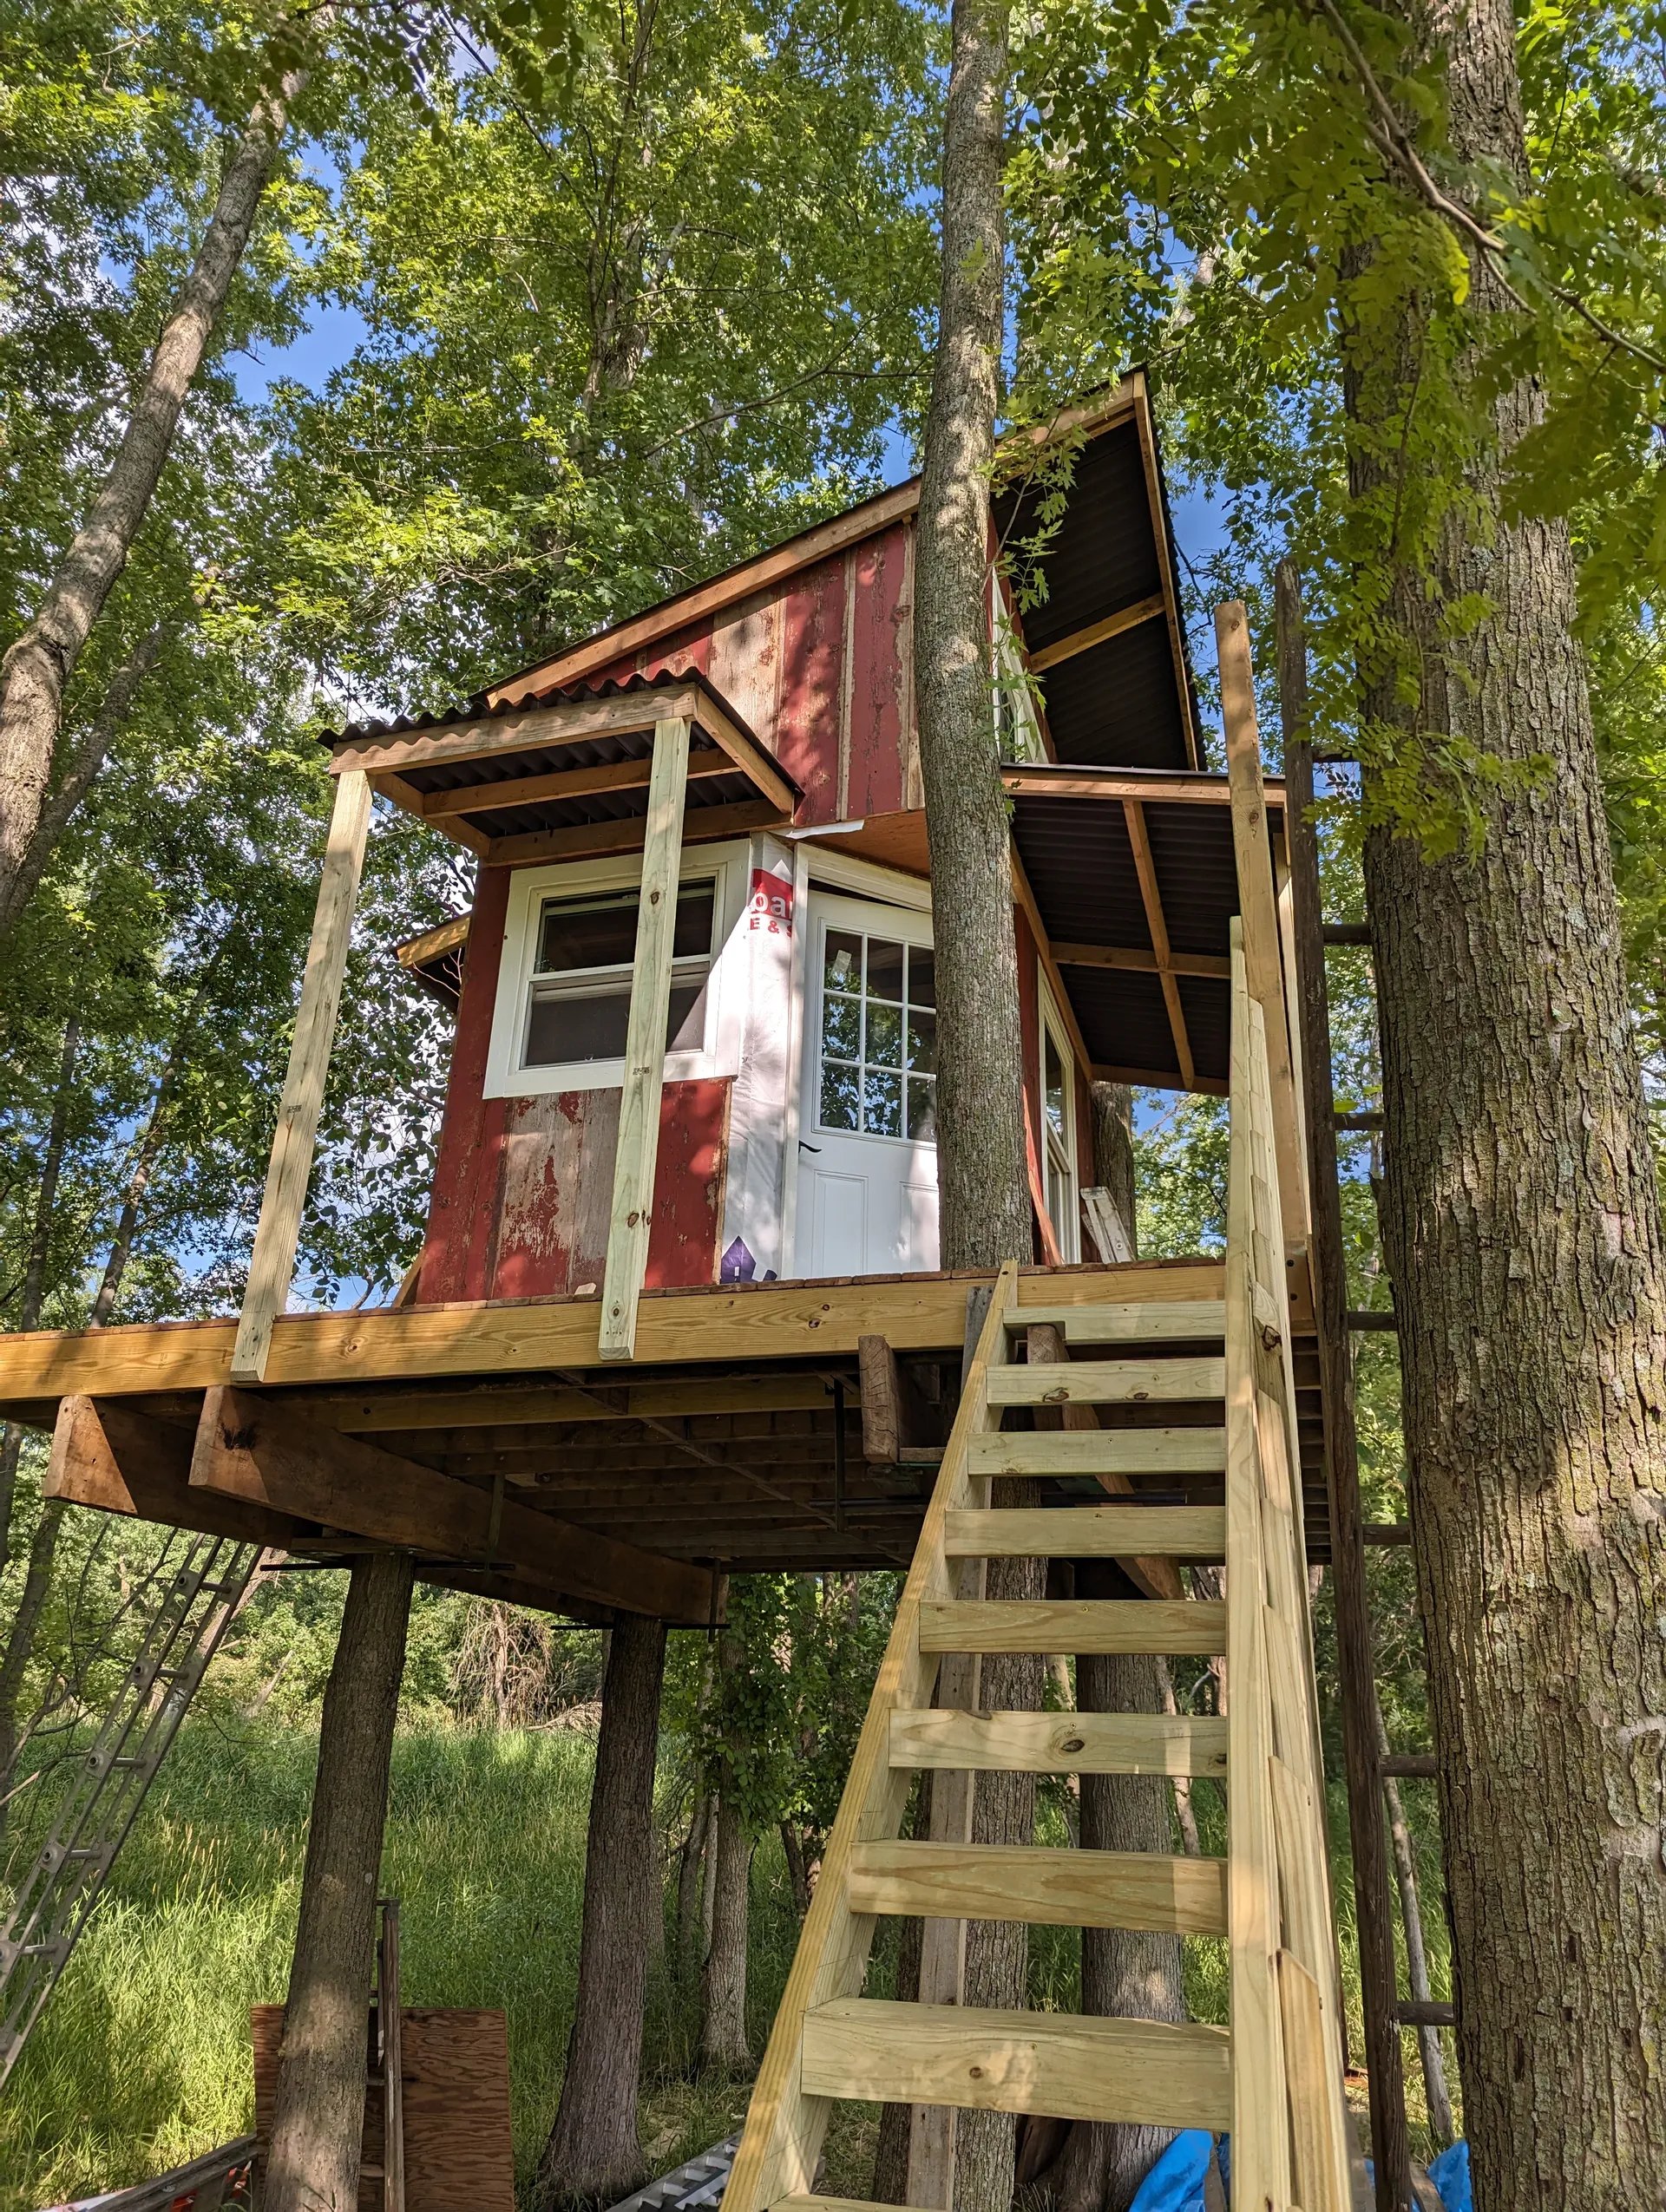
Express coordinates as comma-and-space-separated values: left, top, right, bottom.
485, 382, 1145, 712
421, 750, 735, 823
334, 684, 709, 777
488, 482, 924, 706
395, 914, 469, 971
1001, 763, 1288, 809
1129, 371, 1203, 771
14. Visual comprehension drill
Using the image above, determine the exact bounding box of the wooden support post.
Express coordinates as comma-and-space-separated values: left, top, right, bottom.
1216, 603, 1308, 1256
600, 716, 691, 1360
233, 769, 372, 1383
1276, 561, 1413, 2212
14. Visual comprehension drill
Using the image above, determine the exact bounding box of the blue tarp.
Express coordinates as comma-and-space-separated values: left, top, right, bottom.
1125, 2129, 1473, 2211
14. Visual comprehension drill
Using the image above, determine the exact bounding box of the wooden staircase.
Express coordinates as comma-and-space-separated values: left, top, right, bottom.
725, 942, 1354, 2212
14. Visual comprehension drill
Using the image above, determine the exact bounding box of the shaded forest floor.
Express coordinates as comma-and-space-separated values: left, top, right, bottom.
0, 1719, 1454, 2211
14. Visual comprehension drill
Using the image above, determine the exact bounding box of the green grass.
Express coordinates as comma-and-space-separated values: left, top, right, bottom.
0, 1723, 1458, 2210
0, 1721, 810, 2212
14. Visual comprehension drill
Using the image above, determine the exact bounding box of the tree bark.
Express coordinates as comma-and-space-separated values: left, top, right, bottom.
0, 67, 303, 933
538, 1613, 667, 2207
1089, 1083, 1138, 1258
0, 1503, 67, 1807
676, 1790, 710, 1969
912, 0, 1028, 1273
0, 1017, 79, 1567
1047, 1568, 1185, 2212
954, 1479, 1044, 2212
1349, 0, 1666, 2196
699, 1785, 753, 2069
265, 1550, 414, 2212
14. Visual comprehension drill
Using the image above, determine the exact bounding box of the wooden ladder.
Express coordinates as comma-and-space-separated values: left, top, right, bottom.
725, 942, 1354, 2212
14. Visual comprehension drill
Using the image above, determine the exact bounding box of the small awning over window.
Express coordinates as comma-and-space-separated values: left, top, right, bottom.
325, 670, 798, 870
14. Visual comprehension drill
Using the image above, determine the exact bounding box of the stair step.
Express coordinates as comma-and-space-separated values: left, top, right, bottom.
919, 1598, 1227, 1657
847, 1841, 1227, 1934
888, 1707, 1229, 1777
987, 1359, 1224, 1408
1007, 1299, 1226, 1345
800, 1997, 1232, 2128
945, 1505, 1226, 1559
968, 1427, 1227, 1479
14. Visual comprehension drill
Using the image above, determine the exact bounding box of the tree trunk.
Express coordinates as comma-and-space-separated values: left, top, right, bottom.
699, 1787, 752, 2070
0, 1017, 79, 1567
911, 0, 1027, 1273
1089, 1082, 1138, 1258
677, 1790, 710, 1968
0, 1503, 67, 1805
1048, 1569, 1185, 2212
0, 69, 304, 934
265, 1550, 414, 2212
538, 1613, 667, 2206
954, 1479, 1044, 2212
1349, 0, 1666, 2196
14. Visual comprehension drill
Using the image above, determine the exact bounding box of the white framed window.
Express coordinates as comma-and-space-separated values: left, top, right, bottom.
1038, 972, 1080, 1260
484, 841, 749, 1098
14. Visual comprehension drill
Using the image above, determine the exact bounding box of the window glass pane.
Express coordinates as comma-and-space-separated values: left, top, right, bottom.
906, 1008, 936, 1073
672, 884, 716, 959
1044, 1031, 1067, 1141
822, 993, 861, 1059
866, 1002, 903, 1068
824, 931, 862, 991
907, 1077, 937, 1141
907, 946, 935, 1009
525, 984, 632, 1066
667, 980, 707, 1052
866, 937, 905, 1003
863, 1068, 902, 1136
537, 881, 714, 974
821, 1061, 860, 1131
537, 891, 639, 975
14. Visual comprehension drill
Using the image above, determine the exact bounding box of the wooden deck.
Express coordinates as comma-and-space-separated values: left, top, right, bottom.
0, 1258, 1323, 1621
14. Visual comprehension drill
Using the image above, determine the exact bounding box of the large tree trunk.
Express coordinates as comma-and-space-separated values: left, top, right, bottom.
265, 1551, 414, 2212
1048, 1570, 1185, 2212
538, 1613, 667, 2207
955, 1480, 1044, 2212
699, 1785, 752, 2069
1350, 0, 1666, 2196
912, 0, 1027, 1273
0, 70, 303, 936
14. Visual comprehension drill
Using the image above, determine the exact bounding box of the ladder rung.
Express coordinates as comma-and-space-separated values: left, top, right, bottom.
847, 1840, 1227, 1934
800, 1998, 1232, 2128
888, 1707, 1229, 1778
945, 1506, 1226, 1560
987, 1359, 1224, 1408
919, 1598, 1226, 1657
1007, 1300, 1226, 1345
968, 1428, 1227, 1480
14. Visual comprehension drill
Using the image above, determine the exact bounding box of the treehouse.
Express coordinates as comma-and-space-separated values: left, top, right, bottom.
0, 376, 1391, 2212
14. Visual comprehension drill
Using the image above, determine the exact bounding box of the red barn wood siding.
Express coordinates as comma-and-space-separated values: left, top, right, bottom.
415, 514, 923, 1299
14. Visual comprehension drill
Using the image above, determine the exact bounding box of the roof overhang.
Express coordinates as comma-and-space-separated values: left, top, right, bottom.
326, 672, 797, 867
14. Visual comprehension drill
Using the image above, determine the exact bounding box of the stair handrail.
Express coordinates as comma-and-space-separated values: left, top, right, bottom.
724, 1262, 1021, 2212
1226, 923, 1354, 2212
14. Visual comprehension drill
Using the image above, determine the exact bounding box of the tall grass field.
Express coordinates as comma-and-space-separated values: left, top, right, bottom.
0, 1720, 1452, 2210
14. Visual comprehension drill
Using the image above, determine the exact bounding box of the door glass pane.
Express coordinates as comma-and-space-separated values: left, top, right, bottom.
821, 1060, 860, 1130
825, 931, 862, 990
822, 993, 861, 1059
863, 1069, 902, 1136
866, 938, 905, 1003
866, 1002, 903, 1068
907, 1077, 937, 1140
906, 1008, 936, 1072
907, 946, 935, 1008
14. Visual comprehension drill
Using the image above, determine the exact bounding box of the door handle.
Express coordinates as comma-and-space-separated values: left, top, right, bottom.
798, 1141, 822, 1154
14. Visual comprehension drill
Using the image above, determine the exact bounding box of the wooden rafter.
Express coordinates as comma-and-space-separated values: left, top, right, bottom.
1123, 798, 1196, 1091
1053, 942, 1230, 981
483, 795, 780, 870
1092, 1062, 1229, 1097
419, 751, 733, 821
1026, 592, 1167, 677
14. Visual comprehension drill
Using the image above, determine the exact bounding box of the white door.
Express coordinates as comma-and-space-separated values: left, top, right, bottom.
796, 890, 939, 1276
